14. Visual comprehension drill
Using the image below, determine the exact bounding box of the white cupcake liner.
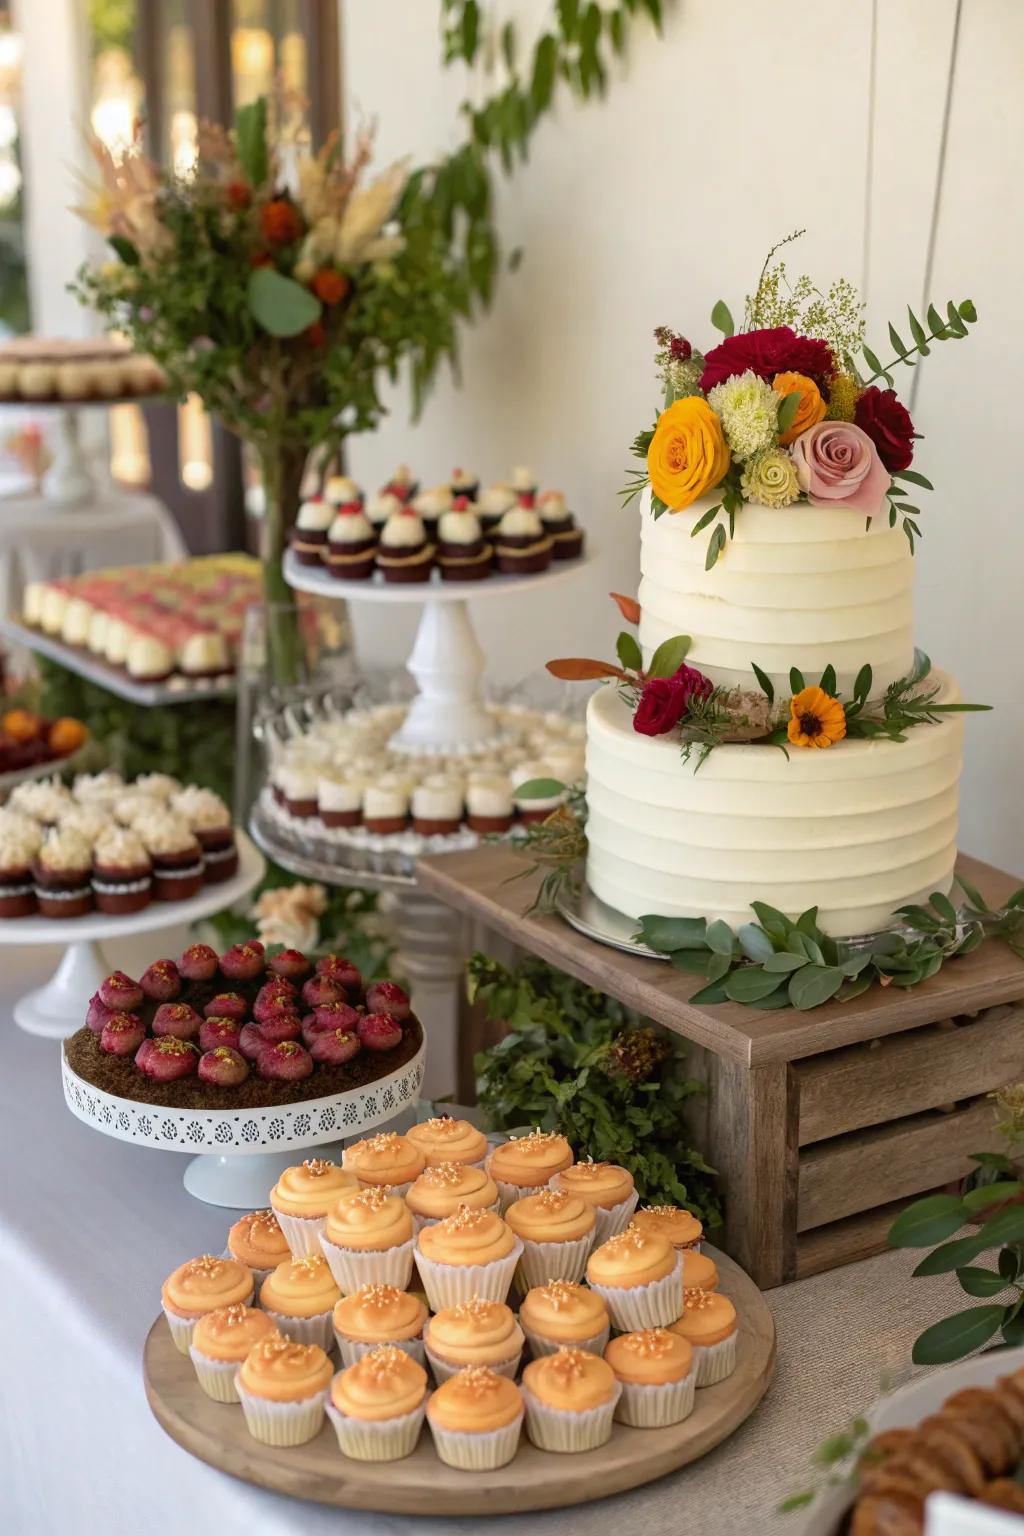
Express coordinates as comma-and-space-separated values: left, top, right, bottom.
415, 1237, 524, 1312
235, 1379, 329, 1446
325, 1397, 427, 1462
428, 1409, 524, 1470
614, 1371, 695, 1427
516, 1231, 594, 1292
335, 1332, 426, 1370
424, 1339, 523, 1387
411, 1200, 500, 1236
492, 1177, 549, 1213
693, 1330, 738, 1386
188, 1347, 243, 1403
588, 1254, 683, 1331
519, 1320, 610, 1360
592, 1190, 640, 1243
272, 1208, 328, 1258
163, 1289, 254, 1356
261, 1305, 336, 1353
318, 1233, 416, 1295
522, 1382, 621, 1452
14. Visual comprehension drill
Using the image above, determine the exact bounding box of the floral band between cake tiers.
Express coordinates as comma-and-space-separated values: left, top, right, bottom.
620, 229, 977, 567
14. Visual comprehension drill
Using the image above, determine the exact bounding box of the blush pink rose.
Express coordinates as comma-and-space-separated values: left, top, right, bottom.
789, 421, 891, 517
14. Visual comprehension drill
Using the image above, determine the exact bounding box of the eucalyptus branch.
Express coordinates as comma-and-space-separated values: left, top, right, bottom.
861, 299, 977, 385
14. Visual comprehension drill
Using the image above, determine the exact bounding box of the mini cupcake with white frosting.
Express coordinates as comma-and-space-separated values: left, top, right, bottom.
135, 808, 204, 902
33, 826, 93, 917
91, 824, 152, 914
72, 770, 125, 807
466, 774, 514, 834
289, 495, 333, 565
365, 490, 404, 532
324, 473, 363, 508
411, 774, 465, 836
0, 815, 42, 917
475, 482, 516, 532
126, 631, 175, 682
380, 464, 418, 503
437, 499, 491, 582
317, 772, 365, 829
410, 484, 452, 543
10, 775, 72, 824
326, 502, 377, 581
275, 762, 320, 818
493, 500, 553, 575
449, 466, 480, 500
538, 489, 584, 559
363, 774, 412, 834
376, 508, 434, 584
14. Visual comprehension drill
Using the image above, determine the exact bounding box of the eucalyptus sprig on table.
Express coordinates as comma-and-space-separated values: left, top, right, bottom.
778, 1414, 874, 1515
501, 786, 588, 916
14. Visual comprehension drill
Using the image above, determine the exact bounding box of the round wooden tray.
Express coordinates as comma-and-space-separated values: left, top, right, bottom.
143, 1247, 775, 1515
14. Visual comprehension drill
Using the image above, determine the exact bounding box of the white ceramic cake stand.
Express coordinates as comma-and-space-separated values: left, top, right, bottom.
61, 1036, 425, 1208
283, 548, 592, 753
0, 830, 265, 1038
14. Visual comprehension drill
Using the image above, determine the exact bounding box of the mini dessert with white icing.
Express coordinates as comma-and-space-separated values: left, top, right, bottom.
326, 502, 377, 581
494, 500, 554, 575
410, 485, 453, 542
511, 464, 538, 499
380, 464, 418, 503
450, 466, 480, 500
125, 632, 175, 683
538, 489, 584, 559
437, 499, 491, 582
363, 775, 413, 834
317, 773, 366, 829
92, 825, 153, 914
364, 491, 403, 532
290, 496, 333, 565
476, 483, 517, 532
324, 473, 363, 508
466, 775, 515, 833
33, 827, 94, 917
411, 775, 465, 835
376, 509, 434, 584
0, 816, 43, 917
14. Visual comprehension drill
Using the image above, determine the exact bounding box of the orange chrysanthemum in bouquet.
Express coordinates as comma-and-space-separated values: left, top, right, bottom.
787, 687, 847, 749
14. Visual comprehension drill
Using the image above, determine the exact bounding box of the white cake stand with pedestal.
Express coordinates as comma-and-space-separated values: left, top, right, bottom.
1, 830, 265, 1038
282, 548, 592, 753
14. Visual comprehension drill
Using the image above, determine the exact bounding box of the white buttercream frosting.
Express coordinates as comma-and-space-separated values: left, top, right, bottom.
93, 825, 150, 868
477, 485, 516, 516
37, 826, 92, 872
318, 776, 365, 813
466, 776, 513, 818
126, 633, 174, 679
73, 771, 125, 805
136, 809, 198, 856
58, 804, 112, 844
324, 476, 361, 507
179, 633, 228, 675
296, 497, 333, 532
496, 507, 543, 539
366, 492, 403, 527
538, 490, 568, 520
10, 778, 72, 822
511, 466, 536, 490
412, 775, 464, 822
134, 773, 182, 799
171, 785, 231, 830
328, 508, 374, 544
0, 818, 43, 867
364, 776, 413, 819
381, 511, 427, 548
276, 763, 320, 801
61, 597, 94, 646
412, 485, 453, 517
438, 508, 483, 545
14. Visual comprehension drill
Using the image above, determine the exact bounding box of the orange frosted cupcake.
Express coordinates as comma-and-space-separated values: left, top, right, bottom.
318, 1186, 415, 1293
585, 1226, 681, 1331
505, 1187, 596, 1289
522, 1346, 620, 1453
259, 1253, 341, 1352
426, 1365, 524, 1470
188, 1304, 278, 1402
343, 1131, 425, 1196
518, 1279, 610, 1358
488, 1129, 574, 1209
332, 1283, 428, 1369
406, 1161, 499, 1233
161, 1254, 254, 1353
551, 1160, 638, 1241
236, 1334, 334, 1446
406, 1115, 488, 1169
269, 1158, 359, 1256
326, 1344, 429, 1462
682, 1249, 719, 1293
606, 1327, 695, 1426
416, 1205, 522, 1311
669, 1288, 738, 1385
631, 1205, 703, 1253
424, 1296, 524, 1385
226, 1209, 291, 1293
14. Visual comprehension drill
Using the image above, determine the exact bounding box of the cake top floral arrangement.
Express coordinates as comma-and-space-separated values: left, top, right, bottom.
622, 230, 977, 568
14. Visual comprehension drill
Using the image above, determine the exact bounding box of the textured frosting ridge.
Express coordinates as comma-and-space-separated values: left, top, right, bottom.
323, 1188, 413, 1251
190, 1304, 277, 1361
406, 1161, 498, 1220
587, 1228, 675, 1289
259, 1255, 340, 1317
418, 1205, 516, 1267
270, 1158, 357, 1216
523, 1346, 616, 1410
488, 1131, 574, 1186
553, 1161, 634, 1209
504, 1188, 596, 1243
345, 1131, 425, 1187
426, 1297, 522, 1365
605, 1327, 693, 1384
519, 1281, 609, 1341
333, 1284, 427, 1342
670, 1288, 738, 1346
161, 1255, 253, 1316
237, 1335, 333, 1401
406, 1116, 489, 1168
228, 1210, 291, 1269
427, 1365, 523, 1432
631, 1207, 703, 1248
331, 1345, 427, 1421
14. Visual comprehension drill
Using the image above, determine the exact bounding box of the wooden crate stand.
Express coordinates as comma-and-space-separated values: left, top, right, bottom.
418, 851, 1024, 1289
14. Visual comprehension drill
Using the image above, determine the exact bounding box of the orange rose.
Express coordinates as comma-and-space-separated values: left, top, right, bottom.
772, 372, 827, 445
647, 398, 730, 512
312, 268, 349, 306
260, 198, 303, 244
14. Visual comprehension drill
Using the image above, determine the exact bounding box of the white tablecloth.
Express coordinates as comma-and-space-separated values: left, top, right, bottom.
0, 939, 966, 1536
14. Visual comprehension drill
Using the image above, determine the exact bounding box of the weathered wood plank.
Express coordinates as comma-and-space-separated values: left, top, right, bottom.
794, 1195, 933, 1279
705, 1059, 798, 1287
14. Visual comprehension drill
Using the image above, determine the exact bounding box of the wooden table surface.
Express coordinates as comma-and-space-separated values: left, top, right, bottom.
417, 848, 1024, 1067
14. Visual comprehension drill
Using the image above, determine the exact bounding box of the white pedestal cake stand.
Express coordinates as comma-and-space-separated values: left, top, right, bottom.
0, 830, 265, 1038
282, 548, 592, 752
62, 1036, 426, 1208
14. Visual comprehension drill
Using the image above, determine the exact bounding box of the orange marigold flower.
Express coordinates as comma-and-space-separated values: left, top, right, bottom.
772, 372, 827, 445
260, 198, 303, 244
49, 717, 88, 754
2, 708, 40, 742
787, 686, 846, 749
312, 268, 349, 306
225, 179, 251, 212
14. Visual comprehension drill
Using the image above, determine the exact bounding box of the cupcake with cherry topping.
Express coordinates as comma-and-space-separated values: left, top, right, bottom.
325, 501, 377, 581
406, 1115, 488, 1170
436, 499, 491, 582
511, 464, 538, 500
416, 1205, 522, 1312
586, 1226, 682, 1331
522, 1346, 621, 1453
236, 1334, 333, 1447
289, 495, 333, 565
170, 785, 237, 882
332, 1283, 428, 1368
476, 482, 516, 533
411, 774, 465, 836
380, 464, 418, 503
365, 489, 404, 536
318, 1186, 416, 1293
538, 489, 584, 559
519, 1279, 610, 1359
406, 1163, 499, 1234
426, 1365, 524, 1471
668, 1288, 738, 1385
465, 774, 515, 834
424, 1296, 523, 1385
343, 1130, 425, 1197
551, 1160, 638, 1242
487, 1128, 574, 1210
327, 1344, 429, 1462
227, 1209, 292, 1296
189, 1303, 278, 1402
505, 1187, 596, 1289
269, 1157, 359, 1257
410, 484, 452, 544
0, 815, 41, 916
605, 1327, 695, 1427
631, 1204, 703, 1253
91, 825, 152, 914
33, 827, 93, 917
136, 809, 204, 901
450, 466, 480, 501
161, 1253, 254, 1354
376, 507, 434, 583
493, 498, 554, 574
258, 1252, 341, 1351
324, 472, 363, 508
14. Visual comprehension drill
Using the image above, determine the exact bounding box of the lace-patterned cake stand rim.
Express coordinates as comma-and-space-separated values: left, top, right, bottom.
0, 830, 265, 1039
60, 1036, 426, 1208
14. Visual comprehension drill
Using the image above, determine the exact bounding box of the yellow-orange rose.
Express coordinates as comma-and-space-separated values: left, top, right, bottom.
772, 372, 827, 445
647, 398, 730, 512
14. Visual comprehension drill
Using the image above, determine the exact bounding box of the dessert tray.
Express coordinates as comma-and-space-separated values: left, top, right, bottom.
0, 618, 237, 706
250, 789, 419, 889
143, 1243, 775, 1516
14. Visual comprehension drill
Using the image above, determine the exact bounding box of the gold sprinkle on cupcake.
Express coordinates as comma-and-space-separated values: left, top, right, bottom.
607, 1226, 653, 1253
549, 1346, 587, 1380
364, 1131, 402, 1154
221, 1304, 249, 1327
537, 1280, 583, 1311
421, 1161, 466, 1188
183, 1255, 225, 1279
567, 1160, 612, 1179
421, 1116, 461, 1137
363, 1344, 406, 1378
357, 1283, 403, 1311
621, 1328, 673, 1358
351, 1184, 393, 1210
534, 1188, 572, 1211
439, 1203, 489, 1233
450, 1296, 501, 1322
457, 1365, 504, 1397
303, 1157, 335, 1177
684, 1286, 714, 1311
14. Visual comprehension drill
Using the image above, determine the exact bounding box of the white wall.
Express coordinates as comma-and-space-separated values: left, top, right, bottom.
341, 0, 1024, 874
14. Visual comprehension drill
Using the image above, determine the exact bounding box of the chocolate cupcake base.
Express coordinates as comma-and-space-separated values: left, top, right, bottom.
285, 797, 318, 819
412, 817, 461, 836
467, 814, 514, 834
364, 816, 409, 835
0, 871, 36, 917
378, 560, 435, 584
151, 853, 204, 902
326, 555, 374, 580
93, 867, 152, 915
33, 867, 94, 918
289, 532, 327, 566
439, 557, 492, 582
496, 550, 553, 575
201, 840, 239, 884
549, 525, 585, 559
321, 809, 362, 829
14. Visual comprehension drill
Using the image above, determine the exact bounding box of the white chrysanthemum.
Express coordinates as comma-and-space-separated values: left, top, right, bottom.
741, 448, 801, 508
707, 370, 780, 461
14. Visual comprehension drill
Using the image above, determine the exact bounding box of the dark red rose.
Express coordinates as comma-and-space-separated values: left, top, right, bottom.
634, 678, 687, 737
854, 386, 915, 472
670, 336, 692, 360
671, 662, 713, 706
700, 327, 835, 393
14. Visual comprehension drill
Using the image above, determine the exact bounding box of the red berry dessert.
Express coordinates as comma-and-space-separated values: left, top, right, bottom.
86, 992, 117, 1033
199, 1017, 242, 1053
268, 949, 312, 982
301, 974, 345, 1010
365, 981, 411, 1022
253, 982, 296, 1023
308, 1029, 361, 1066
136, 1036, 198, 1081
100, 1013, 146, 1055
258, 1040, 313, 1081
100, 971, 144, 1013
179, 943, 219, 981
198, 1046, 249, 1087
219, 940, 266, 982
258, 1010, 302, 1045
203, 992, 247, 1021
152, 1002, 201, 1040
238, 1022, 268, 1062
358, 1012, 403, 1052
316, 954, 362, 998
306, 999, 361, 1036
140, 959, 182, 1002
